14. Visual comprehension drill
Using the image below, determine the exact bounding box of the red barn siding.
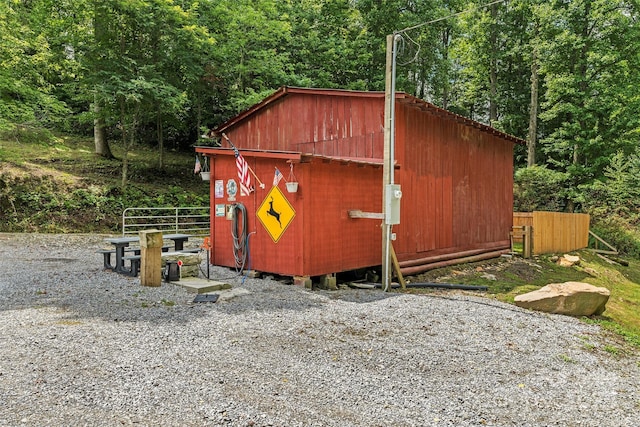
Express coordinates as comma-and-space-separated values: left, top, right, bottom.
199, 87, 522, 278
209, 154, 305, 276
304, 160, 381, 275
393, 100, 514, 261
224, 92, 384, 160
204, 152, 382, 277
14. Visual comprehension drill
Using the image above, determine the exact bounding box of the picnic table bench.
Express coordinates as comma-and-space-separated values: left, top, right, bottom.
97, 245, 173, 270
99, 233, 193, 274
123, 248, 201, 277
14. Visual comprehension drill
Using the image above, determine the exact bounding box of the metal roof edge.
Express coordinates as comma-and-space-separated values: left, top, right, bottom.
196, 146, 391, 168
302, 154, 386, 167
195, 146, 302, 161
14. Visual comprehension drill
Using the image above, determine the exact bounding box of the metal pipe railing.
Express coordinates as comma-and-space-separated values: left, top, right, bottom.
122, 207, 210, 237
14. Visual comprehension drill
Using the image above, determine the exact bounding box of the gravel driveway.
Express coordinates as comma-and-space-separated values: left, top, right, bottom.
0, 233, 638, 426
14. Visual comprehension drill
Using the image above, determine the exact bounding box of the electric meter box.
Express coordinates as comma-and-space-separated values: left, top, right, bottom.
385, 184, 402, 225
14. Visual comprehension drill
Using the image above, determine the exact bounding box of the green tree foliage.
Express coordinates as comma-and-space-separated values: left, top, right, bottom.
538, 0, 639, 191
282, 0, 371, 90
452, 1, 535, 137
581, 150, 640, 220
2, 0, 640, 245
207, 0, 296, 113
356, 0, 469, 101
580, 150, 640, 256
0, 1, 69, 133
82, 0, 217, 183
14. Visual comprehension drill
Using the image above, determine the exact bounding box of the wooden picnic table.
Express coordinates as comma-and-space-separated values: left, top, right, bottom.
103, 233, 192, 274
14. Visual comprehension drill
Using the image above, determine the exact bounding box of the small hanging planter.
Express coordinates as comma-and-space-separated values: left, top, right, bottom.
286, 181, 298, 193
286, 163, 298, 193
199, 156, 210, 181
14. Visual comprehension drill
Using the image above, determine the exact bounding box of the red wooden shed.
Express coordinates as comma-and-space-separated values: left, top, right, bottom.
196, 86, 524, 280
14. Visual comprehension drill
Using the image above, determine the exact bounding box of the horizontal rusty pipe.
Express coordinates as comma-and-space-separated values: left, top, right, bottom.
400, 249, 510, 276
398, 246, 509, 268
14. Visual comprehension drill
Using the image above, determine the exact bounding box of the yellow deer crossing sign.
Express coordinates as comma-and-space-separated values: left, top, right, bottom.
256, 186, 296, 243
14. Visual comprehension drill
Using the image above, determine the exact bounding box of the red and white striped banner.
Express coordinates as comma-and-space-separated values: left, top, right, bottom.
222, 132, 259, 194
234, 148, 253, 195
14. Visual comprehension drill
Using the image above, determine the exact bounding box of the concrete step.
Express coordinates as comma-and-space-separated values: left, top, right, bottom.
172, 277, 232, 294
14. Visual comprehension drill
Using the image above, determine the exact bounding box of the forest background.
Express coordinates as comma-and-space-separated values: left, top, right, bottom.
1, 0, 640, 256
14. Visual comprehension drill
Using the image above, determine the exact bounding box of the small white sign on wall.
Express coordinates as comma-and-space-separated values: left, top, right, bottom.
215, 180, 224, 198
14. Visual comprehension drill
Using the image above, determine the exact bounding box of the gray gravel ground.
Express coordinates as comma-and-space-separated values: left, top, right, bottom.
0, 233, 638, 427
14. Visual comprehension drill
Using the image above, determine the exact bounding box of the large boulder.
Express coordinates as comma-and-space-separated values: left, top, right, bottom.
514, 281, 610, 316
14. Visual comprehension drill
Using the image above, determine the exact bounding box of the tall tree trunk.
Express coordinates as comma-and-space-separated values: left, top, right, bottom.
92, 4, 112, 159
441, 28, 450, 109
196, 101, 202, 140
120, 98, 128, 187
489, 4, 498, 125
157, 110, 164, 170
93, 96, 113, 158
527, 23, 539, 168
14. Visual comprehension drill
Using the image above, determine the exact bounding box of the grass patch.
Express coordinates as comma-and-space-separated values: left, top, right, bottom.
603, 345, 620, 356
557, 353, 576, 363
408, 251, 640, 348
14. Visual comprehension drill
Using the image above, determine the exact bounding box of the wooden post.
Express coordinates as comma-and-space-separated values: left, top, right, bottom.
390, 244, 406, 290
523, 225, 532, 259
139, 229, 163, 287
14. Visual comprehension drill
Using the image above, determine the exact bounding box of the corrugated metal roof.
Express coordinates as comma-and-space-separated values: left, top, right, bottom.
212, 86, 526, 146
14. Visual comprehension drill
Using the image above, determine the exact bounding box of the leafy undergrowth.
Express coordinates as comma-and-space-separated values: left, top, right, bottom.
407, 250, 640, 348
0, 134, 209, 233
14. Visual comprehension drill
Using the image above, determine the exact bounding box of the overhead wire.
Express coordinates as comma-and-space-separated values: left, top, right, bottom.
396, 0, 508, 35
396, 32, 421, 67
393, 0, 508, 68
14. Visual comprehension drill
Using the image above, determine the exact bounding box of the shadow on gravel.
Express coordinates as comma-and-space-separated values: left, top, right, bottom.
1, 263, 332, 325
326, 289, 400, 304
0, 233, 399, 324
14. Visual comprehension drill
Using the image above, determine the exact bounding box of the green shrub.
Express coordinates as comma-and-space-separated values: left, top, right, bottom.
580, 150, 640, 258
590, 219, 640, 259
514, 165, 570, 212
0, 124, 58, 145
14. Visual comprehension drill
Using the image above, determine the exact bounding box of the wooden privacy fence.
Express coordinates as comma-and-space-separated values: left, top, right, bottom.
513, 211, 590, 255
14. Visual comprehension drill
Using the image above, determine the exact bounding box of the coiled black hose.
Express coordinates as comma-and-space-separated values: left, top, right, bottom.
231, 203, 248, 271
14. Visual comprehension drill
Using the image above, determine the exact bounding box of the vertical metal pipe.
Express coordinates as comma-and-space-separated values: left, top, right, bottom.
390, 33, 400, 186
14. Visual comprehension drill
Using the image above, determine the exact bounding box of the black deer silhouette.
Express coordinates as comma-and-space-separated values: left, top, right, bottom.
266, 197, 282, 228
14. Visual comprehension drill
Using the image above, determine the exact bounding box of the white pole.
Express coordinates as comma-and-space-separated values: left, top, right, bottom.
382, 33, 400, 292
